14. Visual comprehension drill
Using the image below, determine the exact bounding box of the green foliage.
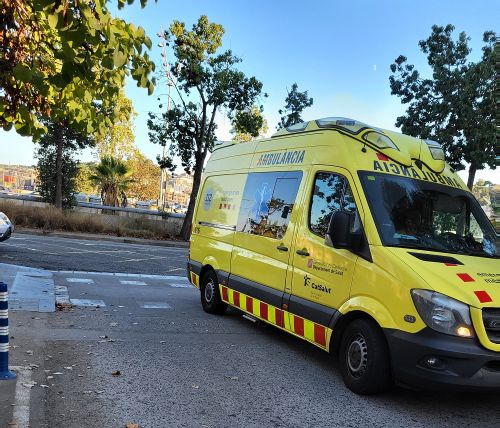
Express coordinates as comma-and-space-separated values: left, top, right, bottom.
75, 163, 98, 195
389, 25, 496, 188
0, 0, 155, 140
277, 83, 313, 130
35, 121, 92, 208
147, 15, 265, 239
90, 156, 133, 207
95, 91, 137, 160
231, 105, 268, 142
127, 151, 161, 201
472, 179, 493, 207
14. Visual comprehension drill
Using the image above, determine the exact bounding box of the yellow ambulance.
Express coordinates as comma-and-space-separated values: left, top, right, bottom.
187, 117, 500, 394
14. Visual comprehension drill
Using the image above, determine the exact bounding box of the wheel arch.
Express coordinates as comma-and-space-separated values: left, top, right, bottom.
329, 296, 396, 358
199, 263, 216, 283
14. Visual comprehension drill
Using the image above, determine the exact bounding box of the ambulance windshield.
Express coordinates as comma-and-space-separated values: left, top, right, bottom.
359, 172, 499, 258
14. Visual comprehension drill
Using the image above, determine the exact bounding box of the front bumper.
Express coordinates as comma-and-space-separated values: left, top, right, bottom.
385, 327, 500, 391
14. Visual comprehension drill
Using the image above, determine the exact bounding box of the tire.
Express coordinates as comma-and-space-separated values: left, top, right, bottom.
200, 270, 227, 315
339, 318, 391, 395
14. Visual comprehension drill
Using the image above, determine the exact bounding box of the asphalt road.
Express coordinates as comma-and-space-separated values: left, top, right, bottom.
0, 233, 187, 275
2, 234, 500, 427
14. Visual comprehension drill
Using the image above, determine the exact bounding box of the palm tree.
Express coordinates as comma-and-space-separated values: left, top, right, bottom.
90, 156, 133, 207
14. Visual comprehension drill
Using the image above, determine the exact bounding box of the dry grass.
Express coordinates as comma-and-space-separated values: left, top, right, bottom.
0, 201, 178, 240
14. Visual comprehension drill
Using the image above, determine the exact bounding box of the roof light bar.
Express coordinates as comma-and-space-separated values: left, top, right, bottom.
363, 131, 399, 151
286, 121, 309, 132
425, 140, 445, 160
315, 117, 369, 134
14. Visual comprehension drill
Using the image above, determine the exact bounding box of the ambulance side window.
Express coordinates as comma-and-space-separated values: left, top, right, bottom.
309, 172, 356, 237
236, 171, 302, 239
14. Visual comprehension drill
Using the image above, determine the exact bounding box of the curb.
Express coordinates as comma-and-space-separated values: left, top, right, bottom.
14, 228, 189, 248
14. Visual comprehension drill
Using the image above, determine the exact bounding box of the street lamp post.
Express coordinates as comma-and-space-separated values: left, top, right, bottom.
158, 28, 174, 211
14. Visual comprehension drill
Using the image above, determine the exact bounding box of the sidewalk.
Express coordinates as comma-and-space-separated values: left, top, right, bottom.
0, 371, 16, 426
0, 263, 53, 427
16, 227, 189, 248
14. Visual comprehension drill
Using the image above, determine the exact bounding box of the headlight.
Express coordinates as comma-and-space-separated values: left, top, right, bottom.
411, 290, 474, 338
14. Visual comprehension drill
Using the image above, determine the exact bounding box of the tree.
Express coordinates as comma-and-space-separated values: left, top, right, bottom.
231, 105, 268, 142
472, 179, 493, 207
35, 121, 91, 208
389, 25, 496, 189
147, 16, 265, 240
75, 162, 98, 195
0, 0, 155, 140
90, 156, 133, 207
277, 83, 313, 130
127, 151, 161, 201
94, 91, 137, 160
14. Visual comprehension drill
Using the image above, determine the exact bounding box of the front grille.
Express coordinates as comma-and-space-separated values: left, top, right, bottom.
482, 308, 500, 344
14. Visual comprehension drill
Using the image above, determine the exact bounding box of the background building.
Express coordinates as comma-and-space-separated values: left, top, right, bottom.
162, 173, 193, 208
0, 164, 37, 191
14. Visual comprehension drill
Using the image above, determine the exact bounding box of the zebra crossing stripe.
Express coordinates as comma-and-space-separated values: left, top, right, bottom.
120, 280, 147, 285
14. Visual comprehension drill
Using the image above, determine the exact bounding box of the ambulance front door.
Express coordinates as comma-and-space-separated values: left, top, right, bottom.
287, 168, 362, 341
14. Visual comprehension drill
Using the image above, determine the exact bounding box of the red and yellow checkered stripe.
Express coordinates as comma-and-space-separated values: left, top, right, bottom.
190, 272, 200, 288
220, 285, 332, 350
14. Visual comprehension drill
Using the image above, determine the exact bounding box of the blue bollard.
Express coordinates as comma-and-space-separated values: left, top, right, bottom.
0, 282, 16, 380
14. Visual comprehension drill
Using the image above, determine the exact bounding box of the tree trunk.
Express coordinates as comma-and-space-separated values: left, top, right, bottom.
54, 126, 64, 209
467, 164, 477, 190
180, 159, 204, 241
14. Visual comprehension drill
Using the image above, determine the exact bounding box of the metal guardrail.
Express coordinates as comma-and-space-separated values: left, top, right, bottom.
0, 194, 186, 219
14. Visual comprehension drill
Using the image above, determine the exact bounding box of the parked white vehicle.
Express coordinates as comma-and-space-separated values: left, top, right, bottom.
73, 192, 88, 203
88, 195, 102, 205
0, 212, 13, 242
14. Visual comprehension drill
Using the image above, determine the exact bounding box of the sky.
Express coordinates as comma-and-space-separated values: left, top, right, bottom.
1, 0, 499, 184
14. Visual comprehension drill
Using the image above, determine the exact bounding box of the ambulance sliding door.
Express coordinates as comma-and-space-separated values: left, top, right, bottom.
230, 170, 303, 308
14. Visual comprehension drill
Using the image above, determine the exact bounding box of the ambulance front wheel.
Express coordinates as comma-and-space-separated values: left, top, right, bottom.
339, 318, 391, 395
200, 270, 227, 315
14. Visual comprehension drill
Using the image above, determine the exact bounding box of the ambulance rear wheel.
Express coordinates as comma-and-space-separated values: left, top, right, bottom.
339, 319, 391, 395
200, 270, 227, 315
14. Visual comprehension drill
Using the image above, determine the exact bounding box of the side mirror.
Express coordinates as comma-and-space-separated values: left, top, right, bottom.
281, 205, 290, 219
326, 210, 362, 250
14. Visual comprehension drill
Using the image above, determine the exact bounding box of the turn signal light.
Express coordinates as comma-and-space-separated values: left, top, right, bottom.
456, 326, 472, 337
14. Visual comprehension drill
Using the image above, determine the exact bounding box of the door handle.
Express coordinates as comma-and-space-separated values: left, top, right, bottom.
296, 249, 310, 256
276, 245, 289, 252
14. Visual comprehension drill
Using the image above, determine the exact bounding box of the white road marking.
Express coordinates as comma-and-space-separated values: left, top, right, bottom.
120, 280, 147, 285
53, 270, 187, 281
55, 285, 71, 305
114, 255, 170, 263
170, 282, 192, 288
70, 299, 106, 307
66, 278, 94, 284
11, 366, 32, 428
140, 302, 172, 309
